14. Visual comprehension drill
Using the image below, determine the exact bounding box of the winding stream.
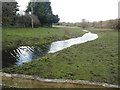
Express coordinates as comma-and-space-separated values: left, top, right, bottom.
2, 30, 120, 88
49, 30, 98, 53
2, 30, 98, 68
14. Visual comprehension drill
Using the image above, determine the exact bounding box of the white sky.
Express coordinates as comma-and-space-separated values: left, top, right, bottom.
16, 0, 120, 22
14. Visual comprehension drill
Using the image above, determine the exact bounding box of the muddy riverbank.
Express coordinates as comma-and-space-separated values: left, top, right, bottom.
1, 72, 119, 88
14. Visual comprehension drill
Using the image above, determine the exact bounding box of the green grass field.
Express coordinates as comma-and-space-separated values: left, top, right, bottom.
2, 26, 119, 85
2, 26, 84, 49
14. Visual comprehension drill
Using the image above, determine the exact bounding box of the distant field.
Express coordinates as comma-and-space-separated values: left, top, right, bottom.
2, 26, 119, 85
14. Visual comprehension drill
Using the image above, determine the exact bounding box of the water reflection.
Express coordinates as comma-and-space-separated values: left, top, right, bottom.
2, 45, 49, 68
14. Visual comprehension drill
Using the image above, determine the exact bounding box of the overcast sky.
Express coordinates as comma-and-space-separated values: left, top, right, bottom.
16, 0, 120, 22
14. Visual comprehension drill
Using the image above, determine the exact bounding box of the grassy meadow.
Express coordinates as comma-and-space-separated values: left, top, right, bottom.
2, 26, 119, 85
2, 26, 85, 50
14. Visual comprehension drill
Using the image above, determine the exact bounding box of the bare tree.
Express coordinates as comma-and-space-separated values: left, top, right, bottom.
80, 19, 90, 29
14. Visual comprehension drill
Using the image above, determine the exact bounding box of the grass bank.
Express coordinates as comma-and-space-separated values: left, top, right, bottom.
2, 27, 119, 85
2, 26, 84, 50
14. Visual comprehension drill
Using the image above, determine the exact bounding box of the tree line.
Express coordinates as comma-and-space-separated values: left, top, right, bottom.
2, 1, 60, 28
56, 19, 120, 31
2, 1, 119, 30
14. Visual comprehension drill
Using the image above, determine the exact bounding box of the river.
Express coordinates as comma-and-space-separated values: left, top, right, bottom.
2, 30, 98, 68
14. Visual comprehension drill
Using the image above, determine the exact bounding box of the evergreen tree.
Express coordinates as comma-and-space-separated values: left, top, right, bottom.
2, 2, 19, 27
26, 2, 59, 27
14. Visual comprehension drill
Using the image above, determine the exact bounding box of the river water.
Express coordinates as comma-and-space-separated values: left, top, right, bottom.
2, 30, 98, 68
48, 30, 98, 53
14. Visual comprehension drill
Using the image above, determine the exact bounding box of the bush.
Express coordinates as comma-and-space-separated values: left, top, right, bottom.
16, 14, 40, 28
